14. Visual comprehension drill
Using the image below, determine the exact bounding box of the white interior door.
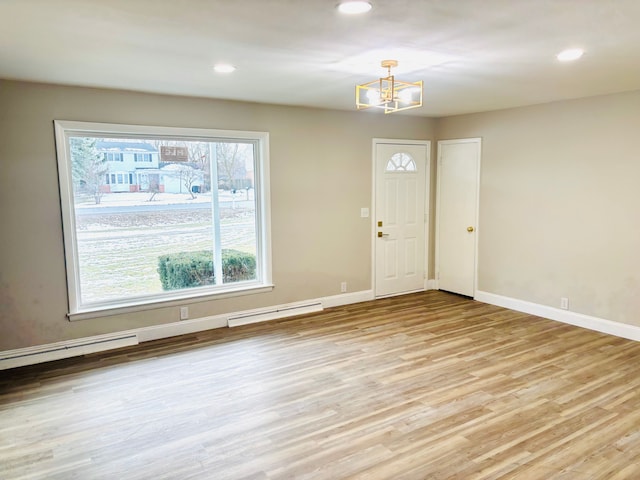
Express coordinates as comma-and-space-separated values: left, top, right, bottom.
374, 142, 429, 297
436, 138, 481, 297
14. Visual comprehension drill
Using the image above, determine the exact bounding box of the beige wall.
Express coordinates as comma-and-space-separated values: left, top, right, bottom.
0, 80, 434, 350
3, 79, 639, 353
437, 90, 640, 326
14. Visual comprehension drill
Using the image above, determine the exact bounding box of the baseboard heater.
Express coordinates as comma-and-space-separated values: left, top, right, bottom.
0, 334, 139, 370
227, 301, 323, 328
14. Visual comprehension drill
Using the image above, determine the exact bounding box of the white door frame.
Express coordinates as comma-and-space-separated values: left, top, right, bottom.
371, 138, 431, 297
435, 138, 481, 297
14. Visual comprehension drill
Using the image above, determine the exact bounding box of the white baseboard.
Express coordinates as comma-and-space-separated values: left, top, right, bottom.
475, 290, 640, 342
228, 301, 323, 327
227, 290, 375, 327
135, 314, 228, 342
0, 333, 139, 370
0, 314, 231, 370
321, 290, 374, 308
0, 289, 374, 370
426, 279, 438, 290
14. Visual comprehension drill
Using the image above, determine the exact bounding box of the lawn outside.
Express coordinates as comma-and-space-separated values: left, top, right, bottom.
75, 190, 253, 208
75, 191, 256, 304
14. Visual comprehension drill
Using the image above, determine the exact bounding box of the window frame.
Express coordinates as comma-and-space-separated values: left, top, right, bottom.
54, 120, 273, 320
134, 153, 152, 162
104, 152, 124, 162
386, 152, 417, 172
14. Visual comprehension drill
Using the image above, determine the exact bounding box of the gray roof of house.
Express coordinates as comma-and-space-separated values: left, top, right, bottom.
96, 140, 157, 153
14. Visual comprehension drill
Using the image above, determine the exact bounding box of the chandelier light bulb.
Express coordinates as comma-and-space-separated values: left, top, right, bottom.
398, 88, 414, 104
366, 88, 381, 105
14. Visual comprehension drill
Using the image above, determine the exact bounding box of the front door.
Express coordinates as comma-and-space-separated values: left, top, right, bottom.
374, 141, 429, 297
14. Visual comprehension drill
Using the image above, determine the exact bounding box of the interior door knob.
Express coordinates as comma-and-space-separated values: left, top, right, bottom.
467, 226, 474, 232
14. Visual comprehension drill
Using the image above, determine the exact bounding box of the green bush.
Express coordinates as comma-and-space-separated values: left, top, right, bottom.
220, 249, 257, 283
157, 249, 256, 290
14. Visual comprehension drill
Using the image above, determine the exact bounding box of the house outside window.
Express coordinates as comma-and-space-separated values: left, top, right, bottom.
54, 121, 272, 318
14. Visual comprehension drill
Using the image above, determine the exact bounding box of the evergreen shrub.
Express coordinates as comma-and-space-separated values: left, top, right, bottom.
157, 249, 256, 290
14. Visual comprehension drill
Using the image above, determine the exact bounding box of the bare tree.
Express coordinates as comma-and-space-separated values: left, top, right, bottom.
191, 146, 210, 192
178, 165, 200, 199
147, 176, 160, 202
216, 143, 250, 192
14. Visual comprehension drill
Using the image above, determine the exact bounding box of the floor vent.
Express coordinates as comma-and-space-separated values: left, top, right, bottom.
228, 301, 323, 327
0, 334, 139, 370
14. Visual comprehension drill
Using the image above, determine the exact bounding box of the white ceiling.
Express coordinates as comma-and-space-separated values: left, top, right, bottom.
2, 0, 640, 117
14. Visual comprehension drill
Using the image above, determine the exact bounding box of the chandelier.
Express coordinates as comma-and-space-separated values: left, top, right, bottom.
355, 60, 423, 114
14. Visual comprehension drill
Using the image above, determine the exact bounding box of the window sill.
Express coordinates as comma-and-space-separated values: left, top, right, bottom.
67, 284, 275, 322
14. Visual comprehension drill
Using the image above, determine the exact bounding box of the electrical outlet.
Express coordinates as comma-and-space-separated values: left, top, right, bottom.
560, 297, 569, 310
340, 282, 347, 293
180, 306, 189, 320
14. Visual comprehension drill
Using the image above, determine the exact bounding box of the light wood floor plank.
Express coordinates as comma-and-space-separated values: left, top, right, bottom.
2, 291, 640, 479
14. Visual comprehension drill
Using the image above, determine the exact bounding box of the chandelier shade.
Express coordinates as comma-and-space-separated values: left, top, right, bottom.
355, 60, 423, 114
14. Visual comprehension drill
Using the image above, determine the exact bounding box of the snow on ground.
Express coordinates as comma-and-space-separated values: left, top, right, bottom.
76, 190, 253, 208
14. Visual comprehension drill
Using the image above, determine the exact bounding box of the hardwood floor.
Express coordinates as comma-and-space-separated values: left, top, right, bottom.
2, 291, 640, 479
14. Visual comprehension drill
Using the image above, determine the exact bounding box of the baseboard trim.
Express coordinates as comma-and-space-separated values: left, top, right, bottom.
0, 290, 375, 370
321, 290, 374, 308
227, 290, 375, 327
228, 301, 323, 328
135, 314, 228, 343
475, 290, 640, 342
0, 333, 139, 370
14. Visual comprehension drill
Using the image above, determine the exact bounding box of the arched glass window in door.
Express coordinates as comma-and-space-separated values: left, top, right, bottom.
386, 152, 417, 172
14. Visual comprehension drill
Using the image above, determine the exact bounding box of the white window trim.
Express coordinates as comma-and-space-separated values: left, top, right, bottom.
54, 120, 273, 319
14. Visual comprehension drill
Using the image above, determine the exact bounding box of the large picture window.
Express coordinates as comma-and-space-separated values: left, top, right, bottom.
55, 121, 272, 318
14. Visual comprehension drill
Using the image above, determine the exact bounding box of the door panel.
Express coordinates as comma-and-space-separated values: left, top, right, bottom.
375, 142, 429, 297
436, 139, 481, 297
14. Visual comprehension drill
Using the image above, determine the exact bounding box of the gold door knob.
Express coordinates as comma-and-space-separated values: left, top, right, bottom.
467, 226, 474, 232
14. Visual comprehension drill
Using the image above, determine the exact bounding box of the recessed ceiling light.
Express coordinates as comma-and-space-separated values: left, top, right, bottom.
214, 64, 236, 73
556, 48, 584, 62
337, 1, 372, 14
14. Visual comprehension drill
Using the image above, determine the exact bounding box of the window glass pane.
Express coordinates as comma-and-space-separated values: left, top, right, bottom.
386, 152, 417, 172
66, 134, 261, 308
215, 142, 257, 284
